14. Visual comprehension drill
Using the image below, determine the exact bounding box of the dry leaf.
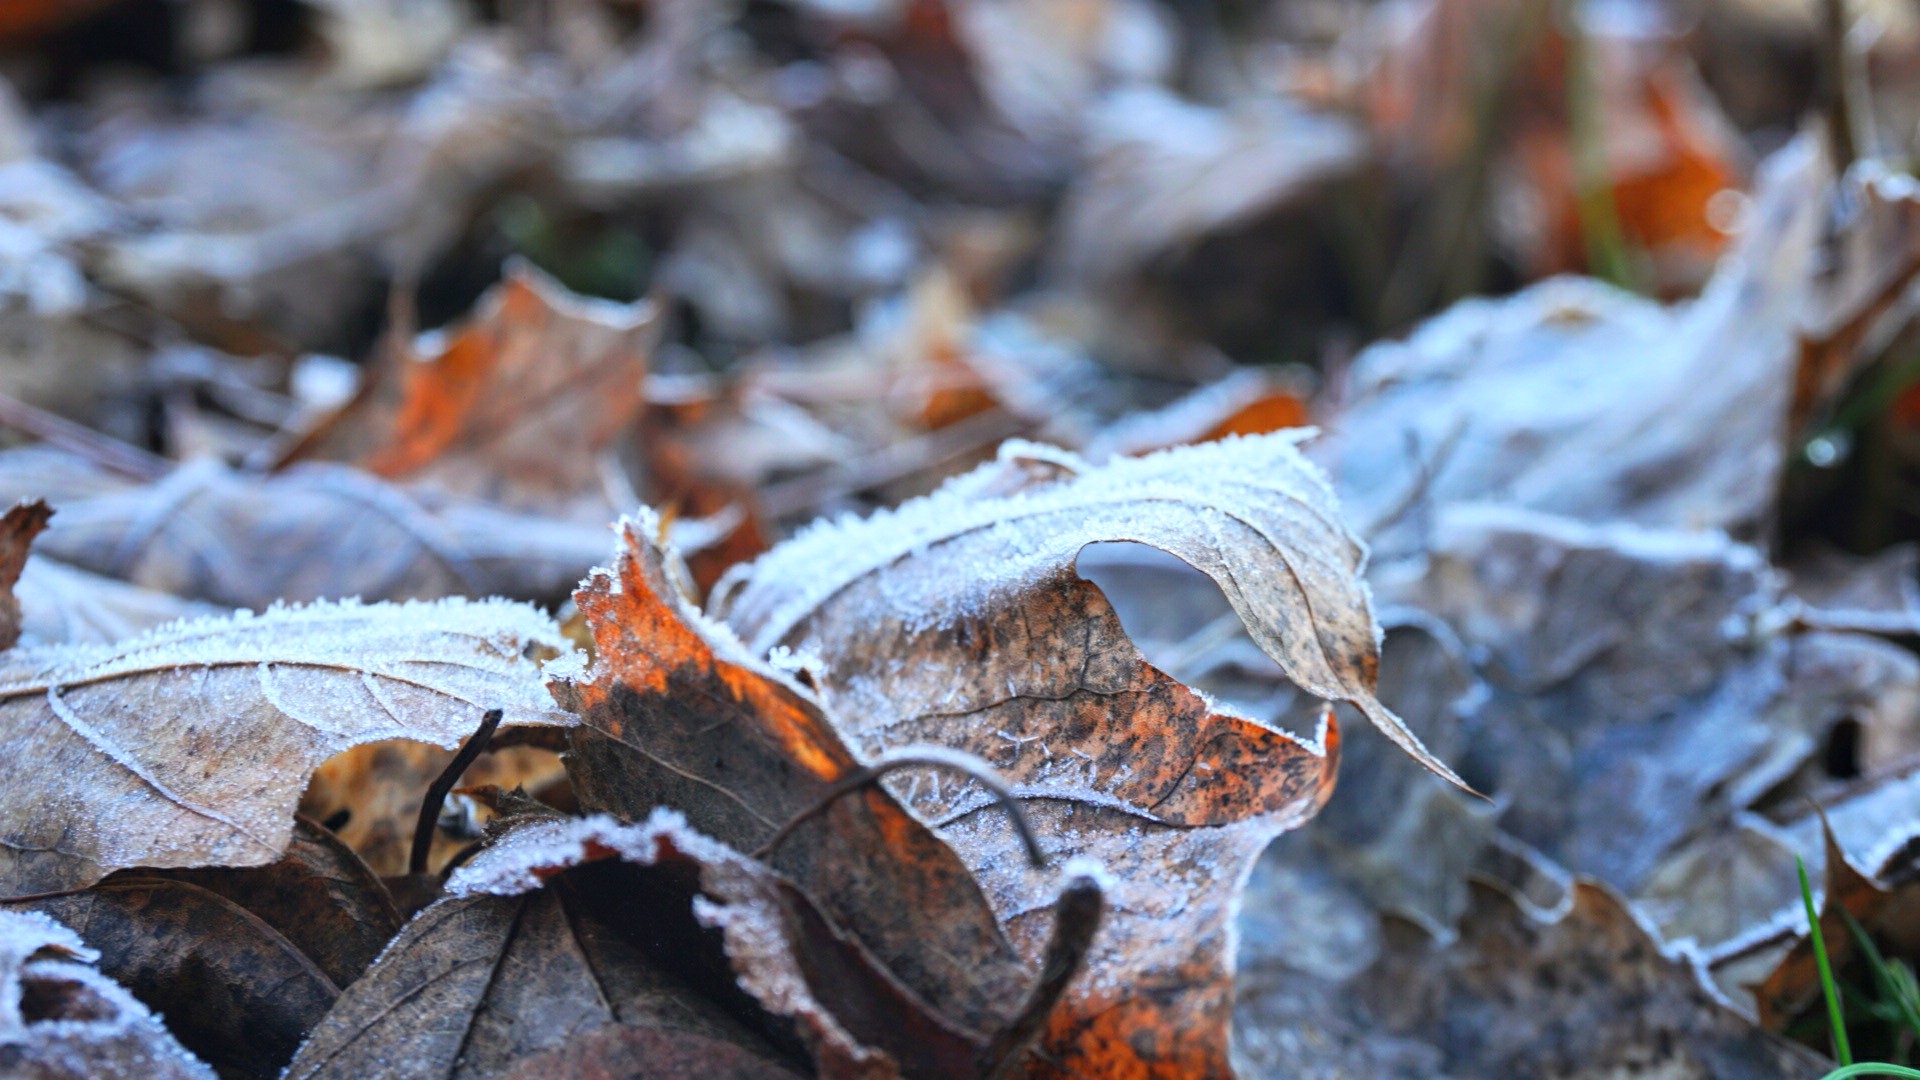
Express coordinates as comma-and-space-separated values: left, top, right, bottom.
151, 815, 402, 989
13, 557, 219, 649
1237, 877, 1830, 1079
17, 458, 609, 609
717, 434, 1452, 785
0, 597, 570, 896
0, 498, 51, 651
713, 434, 1413, 1074
1084, 369, 1312, 461
0, 907, 215, 1080
1319, 136, 1828, 561
548, 516, 1053, 1073
6, 876, 340, 1077
286, 263, 659, 520
287, 811, 991, 1079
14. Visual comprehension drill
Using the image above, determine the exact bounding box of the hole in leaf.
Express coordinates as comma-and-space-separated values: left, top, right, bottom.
1823, 716, 1862, 780
1075, 542, 1317, 734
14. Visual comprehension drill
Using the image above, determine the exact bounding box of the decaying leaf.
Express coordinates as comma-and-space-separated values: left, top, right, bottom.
151, 815, 402, 989
1318, 135, 1828, 560
285, 263, 659, 520
547, 516, 1052, 1072
717, 434, 1453, 787
0, 907, 215, 1079
1236, 877, 1830, 1079
0, 597, 571, 896
12, 455, 609, 609
13, 557, 219, 649
0, 498, 51, 651
713, 434, 1408, 1073
1405, 504, 1920, 892
290, 811, 1101, 1079
6, 876, 340, 1077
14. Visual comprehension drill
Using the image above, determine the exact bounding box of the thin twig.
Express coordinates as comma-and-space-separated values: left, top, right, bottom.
0, 391, 170, 481
1820, 0, 1859, 173
983, 870, 1105, 1079
753, 745, 1045, 868
411, 709, 504, 876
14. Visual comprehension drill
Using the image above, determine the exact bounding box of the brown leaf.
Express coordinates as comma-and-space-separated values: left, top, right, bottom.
16, 458, 609, 609
1237, 877, 1830, 1079
0, 597, 571, 896
285, 263, 659, 521
149, 816, 402, 989
716, 434, 1452, 788
712, 435, 1404, 1073
284, 812, 944, 1079
1788, 159, 1920, 442
0, 498, 51, 651
1750, 819, 1907, 1031
547, 517, 1043, 1069
0, 907, 216, 1079
5, 877, 340, 1077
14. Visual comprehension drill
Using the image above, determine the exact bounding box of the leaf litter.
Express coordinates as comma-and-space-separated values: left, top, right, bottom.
9, 0, 1920, 1076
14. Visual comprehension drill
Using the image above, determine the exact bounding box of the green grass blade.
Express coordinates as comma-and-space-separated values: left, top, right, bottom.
1820, 1066, 1920, 1078
1805, 854, 1856, 1065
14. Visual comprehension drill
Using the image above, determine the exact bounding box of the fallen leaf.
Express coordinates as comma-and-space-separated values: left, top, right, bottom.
0, 596, 571, 896
285, 263, 659, 521
0, 907, 215, 1080
547, 515, 1048, 1071
1787, 159, 1920, 443
1084, 369, 1312, 461
1318, 135, 1828, 560
1055, 87, 1362, 285
716, 434, 1452, 786
713, 434, 1405, 1074
1237, 877, 1831, 1079
150, 815, 402, 989
6, 876, 340, 1077
0, 498, 51, 650
287, 811, 1044, 1078
1408, 504, 1920, 891
14, 457, 610, 609
13, 557, 219, 648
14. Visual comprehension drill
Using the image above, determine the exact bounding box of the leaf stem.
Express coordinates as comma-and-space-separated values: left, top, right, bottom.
411, 709, 503, 876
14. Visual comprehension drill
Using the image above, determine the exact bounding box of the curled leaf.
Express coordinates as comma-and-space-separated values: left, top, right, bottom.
0, 907, 216, 1079
0, 597, 572, 896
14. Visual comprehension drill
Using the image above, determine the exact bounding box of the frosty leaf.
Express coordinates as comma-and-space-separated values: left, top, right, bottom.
715, 433, 1454, 788
286, 812, 949, 1079
0, 907, 216, 1080
14, 455, 609, 609
1235, 877, 1830, 1079
284, 263, 659, 522
710, 435, 1399, 1072
14, 557, 219, 649
0, 498, 51, 652
6, 876, 340, 1076
0, 597, 572, 896
548, 517, 1044, 1059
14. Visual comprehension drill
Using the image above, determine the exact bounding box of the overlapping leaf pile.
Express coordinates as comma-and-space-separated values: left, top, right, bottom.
1, 428, 1434, 1077
13, 0, 1920, 1077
